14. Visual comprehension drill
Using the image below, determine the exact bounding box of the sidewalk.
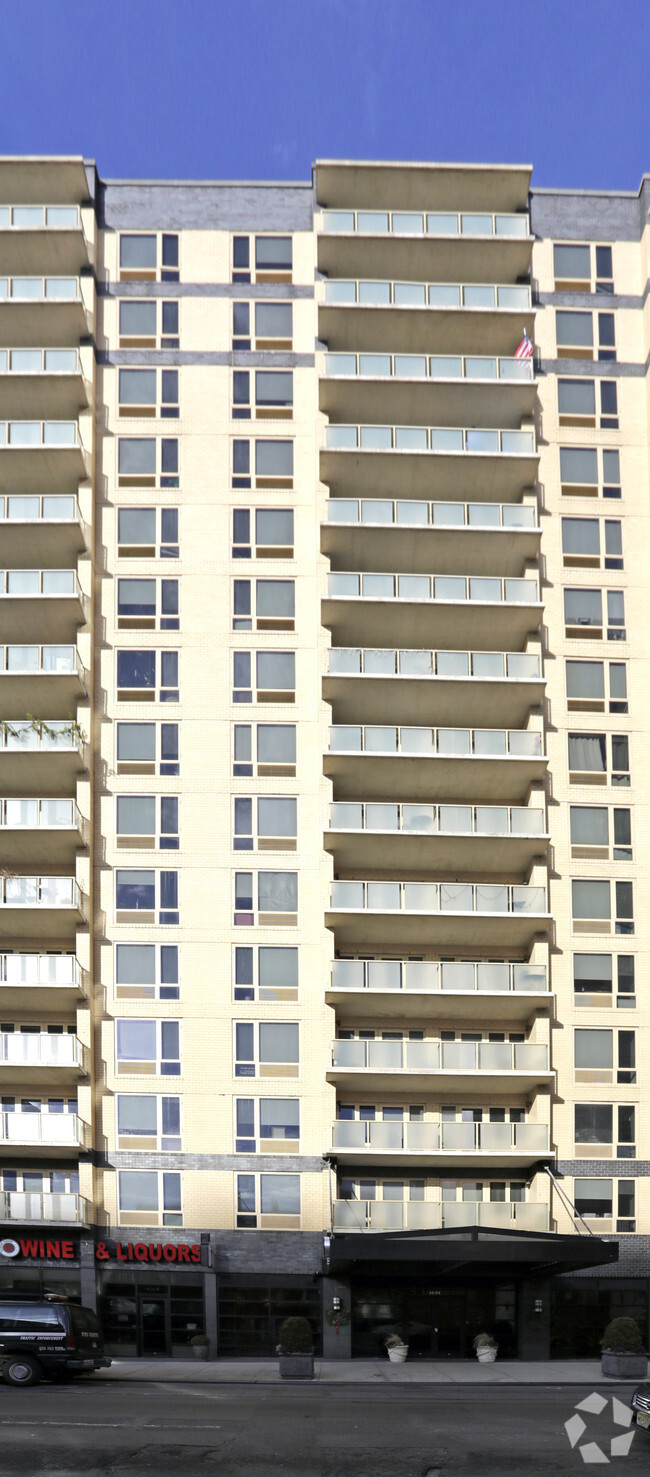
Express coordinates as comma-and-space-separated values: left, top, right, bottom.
97, 1357, 648, 1385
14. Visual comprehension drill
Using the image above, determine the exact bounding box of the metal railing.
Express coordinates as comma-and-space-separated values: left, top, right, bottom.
0, 876, 81, 909
0, 421, 80, 447
330, 1039, 549, 1073
331, 1120, 549, 1152
329, 879, 548, 916
0, 798, 83, 832
0, 1033, 85, 1069
324, 351, 533, 381
327, 648, 541, 679
326, 499, 538, 530
0, 569, 80, 597
327, 572, 539, 604
0, 494, 81, 523
321, 208, 529, 238
328, 724, 543, 759
325, 424, 535, 454
0, 645, 84, 677
331, 958, 547, 994
0, 953, 82, 989
328, 800, 545, 837
332, 1200, 547, 1232
0, 1112, 85, 1146
323, 279, 532, 311
0, 1190, 89, 1223
0, 349, 80, 375
0, 206, 80, 230
0, 277, 79, 301
0, 721, 83, 756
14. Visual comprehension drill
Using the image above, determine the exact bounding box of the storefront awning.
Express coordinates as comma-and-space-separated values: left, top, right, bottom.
325, 1224, 618, 1279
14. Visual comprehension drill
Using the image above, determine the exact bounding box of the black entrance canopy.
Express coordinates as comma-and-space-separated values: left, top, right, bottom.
325, 1224, 618, 1279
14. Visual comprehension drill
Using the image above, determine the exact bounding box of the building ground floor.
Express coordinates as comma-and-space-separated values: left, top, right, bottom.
0, 1224, 645, 1361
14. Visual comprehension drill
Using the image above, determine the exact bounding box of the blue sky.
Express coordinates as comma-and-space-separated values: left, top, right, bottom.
1, 0, 648, 190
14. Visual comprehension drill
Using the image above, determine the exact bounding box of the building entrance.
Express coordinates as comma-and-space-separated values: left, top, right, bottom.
351, 1277, 517, 1359
99, 1272, 205, 1358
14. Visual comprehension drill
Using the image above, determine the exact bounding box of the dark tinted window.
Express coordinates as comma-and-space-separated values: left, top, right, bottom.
70, 1305, 100, 1335
0, 1303, 65, 1332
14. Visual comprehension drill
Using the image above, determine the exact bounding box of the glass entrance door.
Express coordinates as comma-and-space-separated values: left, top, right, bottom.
138, 1295, 169, 1355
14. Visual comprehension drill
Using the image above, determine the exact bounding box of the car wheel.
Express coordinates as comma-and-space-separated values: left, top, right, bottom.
3, 1356, 41, 1387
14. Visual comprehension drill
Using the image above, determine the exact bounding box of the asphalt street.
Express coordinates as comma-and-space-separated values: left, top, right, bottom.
0, 1380, 646, 1477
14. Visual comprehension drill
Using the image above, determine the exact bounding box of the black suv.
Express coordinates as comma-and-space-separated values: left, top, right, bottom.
0, 1297, 111, 1386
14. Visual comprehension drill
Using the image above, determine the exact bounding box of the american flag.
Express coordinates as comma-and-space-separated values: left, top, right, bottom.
514, 330, 534, 361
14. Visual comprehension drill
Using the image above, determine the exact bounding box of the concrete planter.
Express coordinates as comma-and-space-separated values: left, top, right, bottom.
477, 1348, 497, 1364
601, 1353, 647, 1379
278, 1353, 314, 1380
387, 1345, 408, 1364
192, 1345, 209, 1360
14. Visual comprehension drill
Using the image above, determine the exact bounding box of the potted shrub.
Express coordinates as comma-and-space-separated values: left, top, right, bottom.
190, 1334, 210, 1361
600, 1318, 647, 1379
473, 1332, 498, 1364
385, 1332, 408, 1364
277, 1316, 314, 1380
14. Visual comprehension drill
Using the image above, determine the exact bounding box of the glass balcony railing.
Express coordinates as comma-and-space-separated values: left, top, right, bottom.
330, 958, 547, 993
0, 348, 80, 375
0, 494, 80, 524
329, 880, 547, 916
0, 645, 82, 676
330, 1039, 549, 1073
323, 280, 531, 311
0, 1190, 89, 1223
324, 424, 535, 454
328, 801, 546, 837
332, 1200, 548, 1232
0, 207, 81, 230
327, 572, 539, 605
327, 648, 541, 679
326, 498, 537, 530
0, 798, 81, 831
0, 1111, 84, 1146
328, 724, 543, 759
0, 421, 79, 447
0, 277, 79, 301
0, 953, 81, 988
321, 209, 529, 238
0, 876, 81, 909
0, 720, 83, 755
324, 352, 533, 382
0, 569, 79, 597
331, 1120, 549, 1153
0, 1033, 84, 1069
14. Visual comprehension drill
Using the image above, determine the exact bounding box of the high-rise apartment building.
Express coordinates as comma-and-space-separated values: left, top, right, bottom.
0, 155, 647, 1361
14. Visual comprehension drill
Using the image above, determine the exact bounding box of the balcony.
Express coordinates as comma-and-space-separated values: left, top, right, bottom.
321, 423, 537, 500
328, 1037, 551, 1094
321, 352, 535, 426
0, 348, 90, 417
0, 570, 87, 641
0, 646, 87, 719
326, 880, 550, 951
0, 953, 85, 1011
317, 209, 532, 280
322, 499, 540, 575
0, 1190, 90, 1226
323, 572, 542, 648
0, 277, 92, 345
319, 280, 533, 357
0, 721, 86, 795
332, 1199, 548, 1233
330, 1119, 552, 1169
0, 422, 89, 492
0, 206, 91, 273
0, 494, 86, 565
0, 876, 84, 939
0, 1110, 87, 1155
0, 1032, 88, 1086
0, 798, 87, 864
326, 801, 548, 873
323, 648, 544, 726
328, 958, 549, 1024
324, 724, 547, 802
314, 160, 531, 212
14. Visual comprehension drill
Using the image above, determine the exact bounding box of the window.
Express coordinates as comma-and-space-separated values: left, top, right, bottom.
233, 945, 299, 1002
568, 733, 630, 786
116, 795, 179, 850
617, 1180, 635, 1232
255, 237, 292, 275
231, 439, 294, 488
596, 246, 614, 293
617, 1106, 636, 1156
233, 797, 297, 851
565, 660, 627, 713
118, 300, 179, 349
232, 371, 293, 420
117, 578, 179, 631
116, 1019, 180, 1076
558, 379, 596, 426
233, 871, 298, 926
234, 1022, 299, 1078
573, 1178, 612, 1218
600, 381, 618, 427
570, 806, 609, 852
556, 311, 593, 358
118, 1169, 182, 1226
233, 723, 296, 777
560, 446, 620, 497
575, 1027, 635, 1084
117, 1095, 181, 1150
115, 942, 179, 1000
119, 233, 179, 283
564, 588, 602, 634
232, 301, 293, 349
235, 1098, 299, 1152
235, 1171, 300, 1228
233, 580, 295, 631
118, 437, 178, 488
553, 244, 590, 289
598, 312, 616, 361
118, 369, 179, 420
116, 722, 179, 776
574, 1104, 613, 1144
115, 869, 179, 925
232, 651, 296, 703
118, 508, 179, 560
562, 519, 624, 571
232, 508, 294, 560
117, 650, 179, 703
571, 878, 633, 934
